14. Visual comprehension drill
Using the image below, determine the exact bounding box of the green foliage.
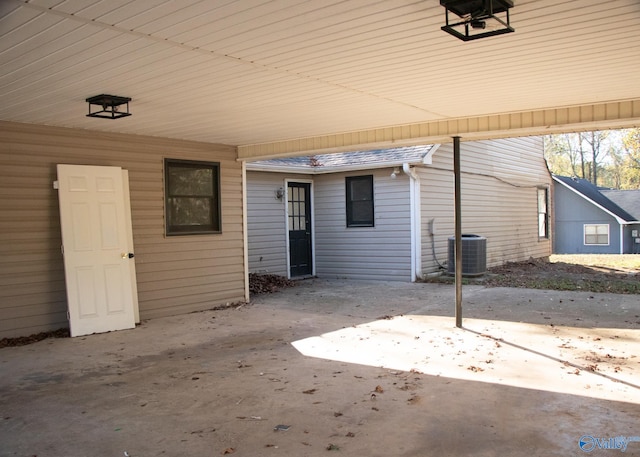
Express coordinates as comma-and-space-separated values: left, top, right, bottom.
544, 128, 640, 189
619, 128, 640, 189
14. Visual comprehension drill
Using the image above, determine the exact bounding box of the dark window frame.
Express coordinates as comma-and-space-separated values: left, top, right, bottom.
164, 158, 221, 236
346, 175, 374, 227
537, 187, 549, 240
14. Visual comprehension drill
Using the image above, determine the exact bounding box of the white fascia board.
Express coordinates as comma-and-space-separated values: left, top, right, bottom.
245, 164, 316, 174
422, 144, 440, 165
552, 176, 627, 225
246, 160, 424, 175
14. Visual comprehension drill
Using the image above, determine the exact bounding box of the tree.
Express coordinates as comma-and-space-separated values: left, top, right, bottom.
544, 134, 580, 177
543, 133, 593, 180
619, 128, 640, 189
582, 130, 609, 186
543, 130, 636, 188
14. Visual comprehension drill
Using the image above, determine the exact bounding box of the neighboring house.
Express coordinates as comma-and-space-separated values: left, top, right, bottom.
553, 176, 640, 254
0, 121, 247, 338
247, 137, 552, 282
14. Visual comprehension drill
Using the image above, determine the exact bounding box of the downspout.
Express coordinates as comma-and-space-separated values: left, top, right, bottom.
403, 163, 422, 281
241, 161, 250, 302
620, 224, 624, 254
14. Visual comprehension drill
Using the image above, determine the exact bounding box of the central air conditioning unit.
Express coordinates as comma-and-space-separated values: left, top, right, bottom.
447, 234, 487, 276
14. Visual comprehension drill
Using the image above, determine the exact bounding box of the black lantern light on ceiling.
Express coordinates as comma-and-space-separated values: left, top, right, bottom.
86, 94, 132, 119
440, 0, 514, 41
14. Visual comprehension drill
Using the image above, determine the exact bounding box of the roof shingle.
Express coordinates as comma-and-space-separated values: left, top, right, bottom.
553, 175, 638, 222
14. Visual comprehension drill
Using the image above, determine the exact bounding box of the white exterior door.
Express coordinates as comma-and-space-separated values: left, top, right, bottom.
57, 164, 137, 337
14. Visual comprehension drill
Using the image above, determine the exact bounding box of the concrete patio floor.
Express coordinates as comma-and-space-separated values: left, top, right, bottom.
1, 279, 639, 456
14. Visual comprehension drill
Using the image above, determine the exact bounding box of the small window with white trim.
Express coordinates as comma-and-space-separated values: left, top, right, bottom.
584, 224, 609, 245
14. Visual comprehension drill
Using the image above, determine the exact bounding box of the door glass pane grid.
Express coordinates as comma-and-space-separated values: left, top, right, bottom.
289, 186, 307, 232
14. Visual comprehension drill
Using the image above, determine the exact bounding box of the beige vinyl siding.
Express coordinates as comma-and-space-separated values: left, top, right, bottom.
246, 171, 300, 276
420, 137, 552, 275
314, 169, 412, 281
0, 121, 245, 338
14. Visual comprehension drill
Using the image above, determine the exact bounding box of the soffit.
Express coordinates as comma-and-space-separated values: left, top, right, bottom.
1, 0, 639, 157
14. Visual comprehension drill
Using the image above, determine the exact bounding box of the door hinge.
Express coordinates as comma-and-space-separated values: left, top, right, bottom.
53, 180, 59, 190
61, 245, 64, 255
66, 310, 70, 320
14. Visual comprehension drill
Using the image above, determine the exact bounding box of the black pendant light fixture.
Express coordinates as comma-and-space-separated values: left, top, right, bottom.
86, 94, 132, 119
440, 0, 514, 41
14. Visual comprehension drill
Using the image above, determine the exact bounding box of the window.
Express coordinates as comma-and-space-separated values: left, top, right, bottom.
165, 159, 221, 235
346, 175, 374, 227
584, 224, 609, 245
537, 187, 549, 239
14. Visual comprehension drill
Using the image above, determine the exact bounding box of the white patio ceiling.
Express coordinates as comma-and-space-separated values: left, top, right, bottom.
1, 0, 639, 159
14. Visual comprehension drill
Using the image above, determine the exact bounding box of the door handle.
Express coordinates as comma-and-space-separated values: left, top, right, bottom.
121, 252, 135, 259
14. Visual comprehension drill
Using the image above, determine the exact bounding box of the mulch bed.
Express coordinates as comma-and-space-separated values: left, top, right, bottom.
249, 273, 296, 295
0, 328, 69, 348
484, 258, 640, 294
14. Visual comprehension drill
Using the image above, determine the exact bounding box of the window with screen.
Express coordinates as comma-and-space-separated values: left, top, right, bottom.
346, 175, 374, 227
537, 187, 549, 239
165, 159, 221, 235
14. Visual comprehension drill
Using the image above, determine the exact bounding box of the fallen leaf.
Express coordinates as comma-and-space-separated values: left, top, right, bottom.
303, 388, 317, 394
374, 385, 384, 393
222, 448, 235, 455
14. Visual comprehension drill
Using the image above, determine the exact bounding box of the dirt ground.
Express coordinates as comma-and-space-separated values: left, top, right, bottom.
490, 254, 639, 279
1, 278, 639, 457
429, 255, 640, 295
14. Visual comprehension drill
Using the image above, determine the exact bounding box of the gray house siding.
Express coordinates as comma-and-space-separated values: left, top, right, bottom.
0, 121, 246, 338
625, 225, 640, 254
247, 137, 551, 282
247, 168, 413, 280
420, 137, 552, 274
313, 169, 412, 281
554, 183, 622, 254
622, 224, 640, 254
246, 171, 309, 276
